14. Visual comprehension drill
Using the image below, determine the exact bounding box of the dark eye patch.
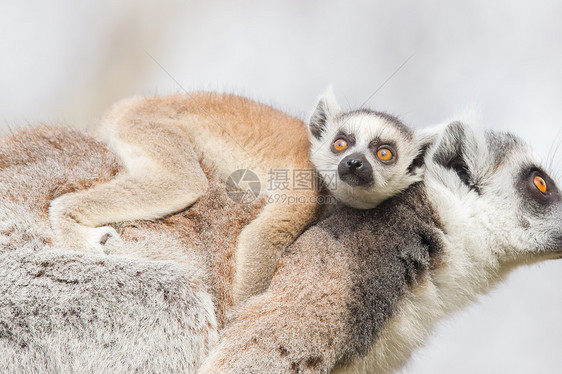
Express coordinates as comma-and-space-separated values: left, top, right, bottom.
518, 166, 561, 212
368, 139, 397, 152
369, 140, 398, 164
331, 132, 355, 154
333, 132, 355, 146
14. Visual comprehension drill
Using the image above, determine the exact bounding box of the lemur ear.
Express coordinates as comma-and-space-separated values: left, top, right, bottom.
308, 86, 341, 140
430, 121, 485, 192
432, 121, 479, 166
407, 127, 439, 176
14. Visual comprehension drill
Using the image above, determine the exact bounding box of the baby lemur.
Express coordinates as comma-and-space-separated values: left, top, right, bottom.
49, 90, 430, 302
308, 90, 430, 209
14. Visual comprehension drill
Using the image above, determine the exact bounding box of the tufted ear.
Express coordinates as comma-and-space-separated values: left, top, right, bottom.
308, 86, 341, 140
407, 127, 440, 177
430, 121, 484, 193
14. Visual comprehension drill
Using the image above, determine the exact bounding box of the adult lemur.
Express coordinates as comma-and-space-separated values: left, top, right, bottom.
49, 91, 431, 302
199, 120, 562, 373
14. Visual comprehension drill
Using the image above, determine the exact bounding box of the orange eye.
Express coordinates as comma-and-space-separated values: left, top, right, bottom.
377, 147, 393, 162
533, 175, 547, 194
333, 139, 348, 152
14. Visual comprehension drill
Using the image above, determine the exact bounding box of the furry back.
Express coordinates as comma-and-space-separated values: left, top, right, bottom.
0, 126, 264, 373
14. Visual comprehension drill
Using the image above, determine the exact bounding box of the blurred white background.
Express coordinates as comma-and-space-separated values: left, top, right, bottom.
1, 0, 561, 372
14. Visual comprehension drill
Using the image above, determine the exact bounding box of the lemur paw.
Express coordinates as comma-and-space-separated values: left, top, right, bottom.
49, 195, 121, 254
88, 226, 123, 253
52, 224, 121, 254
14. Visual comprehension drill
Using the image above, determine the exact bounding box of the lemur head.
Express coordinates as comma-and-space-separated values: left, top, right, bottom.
307, 89, 433, 209
425, 121, 562, 269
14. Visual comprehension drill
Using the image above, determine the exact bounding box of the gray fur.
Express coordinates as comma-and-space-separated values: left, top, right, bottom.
484, 130, 523, 168
331, 183, 443, 360
0, 127, 218, 373
1, 243, 215, 374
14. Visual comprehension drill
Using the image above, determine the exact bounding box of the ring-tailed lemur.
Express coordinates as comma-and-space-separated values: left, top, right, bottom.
308, 88, 431, 209
48, 91, 431, 303
198, 120, 562, 373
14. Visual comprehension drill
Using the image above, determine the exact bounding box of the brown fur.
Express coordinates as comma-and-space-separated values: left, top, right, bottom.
197, 184, 443, 373
118, 166, 267, 327
0, 126, 122, 218
0, 125, 265, 328
49, 93, 323, 302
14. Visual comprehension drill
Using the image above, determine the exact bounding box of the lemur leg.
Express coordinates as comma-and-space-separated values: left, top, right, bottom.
49, 122, 208, 253
233, 197, 320, 303
199, 224, 348, 374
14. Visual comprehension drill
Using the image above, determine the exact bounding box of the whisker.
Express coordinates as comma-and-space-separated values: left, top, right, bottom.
546, 129, 562, 174
343, 93, 352, 112
360, 53, 415, 109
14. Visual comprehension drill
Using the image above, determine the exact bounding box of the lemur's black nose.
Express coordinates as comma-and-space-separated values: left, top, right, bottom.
338, 153, 373, 187
346, 158, 363, 169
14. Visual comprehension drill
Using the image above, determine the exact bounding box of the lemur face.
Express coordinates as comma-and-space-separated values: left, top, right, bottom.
425, 121, 562, 263
308, 90, 432, 209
